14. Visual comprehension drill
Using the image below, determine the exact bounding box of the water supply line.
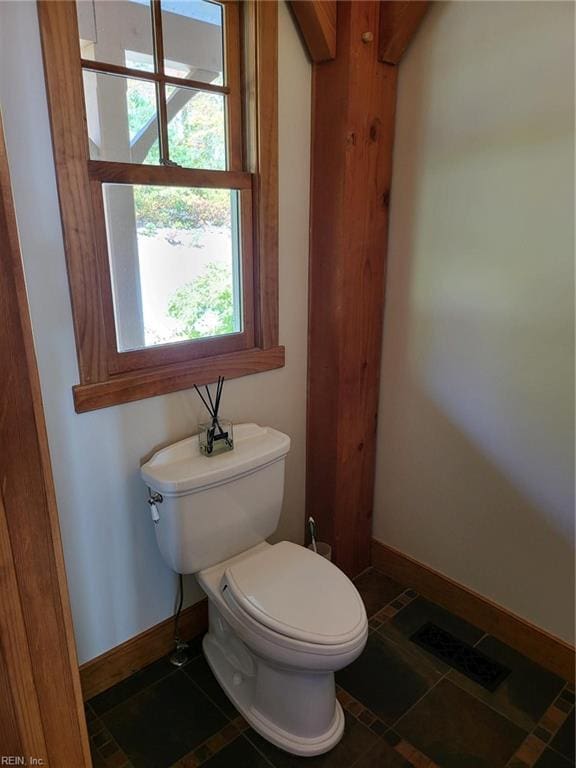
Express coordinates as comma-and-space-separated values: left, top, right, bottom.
147, 490, 189, 667
170, 572, 189, 668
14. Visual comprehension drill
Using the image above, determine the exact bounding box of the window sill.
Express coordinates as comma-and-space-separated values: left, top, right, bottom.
72, 346, 285, 413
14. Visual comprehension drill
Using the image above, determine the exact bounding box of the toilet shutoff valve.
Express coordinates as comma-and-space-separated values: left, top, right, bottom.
147, 491, 163, 525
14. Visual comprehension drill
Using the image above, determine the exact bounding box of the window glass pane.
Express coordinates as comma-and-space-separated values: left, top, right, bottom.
83, 71, 160, 164
77, 0, 155, 72
161, 1, 224, 86
102, 184, 242, 351
165, 86, 226, 170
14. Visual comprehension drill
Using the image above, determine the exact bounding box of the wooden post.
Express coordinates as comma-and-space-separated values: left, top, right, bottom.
0, 113, 91, 765
306, 1, 398, 576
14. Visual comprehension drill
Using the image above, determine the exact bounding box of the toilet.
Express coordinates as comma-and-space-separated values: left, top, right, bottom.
141, 423, 368, 756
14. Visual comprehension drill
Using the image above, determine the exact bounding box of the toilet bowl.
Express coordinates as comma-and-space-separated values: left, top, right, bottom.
197, 541, 367, 755
141, 424, 367, 756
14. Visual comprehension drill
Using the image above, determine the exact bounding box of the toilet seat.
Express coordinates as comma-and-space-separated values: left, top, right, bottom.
221, 542, 366, 647
197, 541, 368, 756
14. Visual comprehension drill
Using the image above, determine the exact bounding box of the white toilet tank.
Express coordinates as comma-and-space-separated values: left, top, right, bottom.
141, 424, 291, 574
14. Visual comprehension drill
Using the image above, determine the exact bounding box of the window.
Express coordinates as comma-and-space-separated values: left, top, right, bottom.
38, 0, 281, 412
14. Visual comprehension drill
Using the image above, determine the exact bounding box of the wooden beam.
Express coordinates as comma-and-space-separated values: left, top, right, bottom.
379, 0, 429, 64
306, 2, 397, 577
0, 111, 91, 765
289, 1, 337, 63
372, 539, 575, 682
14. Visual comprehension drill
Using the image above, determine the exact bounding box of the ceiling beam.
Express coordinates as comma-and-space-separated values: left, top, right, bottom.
289, 1, 337, 63
379, 0, 429, 64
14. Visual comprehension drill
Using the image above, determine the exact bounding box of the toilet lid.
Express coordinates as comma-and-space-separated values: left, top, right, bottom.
222, 542, 367, 645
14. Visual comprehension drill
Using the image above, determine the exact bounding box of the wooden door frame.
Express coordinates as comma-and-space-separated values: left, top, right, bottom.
0, 110, 91, 766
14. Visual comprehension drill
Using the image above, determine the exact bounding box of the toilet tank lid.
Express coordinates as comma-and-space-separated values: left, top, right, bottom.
141, 423, 290, 495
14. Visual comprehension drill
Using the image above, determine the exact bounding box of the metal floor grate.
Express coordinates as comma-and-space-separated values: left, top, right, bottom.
410, 622, 511, 692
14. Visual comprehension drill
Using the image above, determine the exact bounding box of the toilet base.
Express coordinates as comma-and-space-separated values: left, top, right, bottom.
202, 618, 345, 756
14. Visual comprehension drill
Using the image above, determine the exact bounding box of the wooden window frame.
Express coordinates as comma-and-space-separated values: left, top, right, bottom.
38, 0, 282, 413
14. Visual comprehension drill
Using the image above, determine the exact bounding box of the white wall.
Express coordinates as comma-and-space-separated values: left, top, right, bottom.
0, 1, 310, 664
375, 1, 574, 643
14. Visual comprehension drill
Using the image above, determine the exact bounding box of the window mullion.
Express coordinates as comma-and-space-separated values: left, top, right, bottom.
79, 59, 230, 96
150, 0, 171, 166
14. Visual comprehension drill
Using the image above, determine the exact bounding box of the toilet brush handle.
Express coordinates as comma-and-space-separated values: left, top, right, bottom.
308, 517, 318, 553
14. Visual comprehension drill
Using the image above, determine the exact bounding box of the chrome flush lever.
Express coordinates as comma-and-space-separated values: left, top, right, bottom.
147, 490, 163, 525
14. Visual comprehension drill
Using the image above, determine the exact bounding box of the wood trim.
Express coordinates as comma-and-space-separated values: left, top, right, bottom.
73, 345, 285, 412
289, 1, 337, 63
91, 180, 257, 377
80, 58, 230, 95
244, 0, 279, 349
105, 186, 256, 372
224, 1, 243, 171
88, 160, 252, 189
378, 1, 430, 65
371, 539, 575, 682
0, 488, 47, 759
38, 0, 108, 383
80, 600, 209, 701
237, 186, 256, 345
306, 2, 398, 578
108, 332, 254, 375
40, 0, 281, 410
0, 111, 91, 764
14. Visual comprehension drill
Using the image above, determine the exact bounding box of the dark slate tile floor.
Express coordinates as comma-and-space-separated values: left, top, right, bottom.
395, 678, 527, 767
353, 569, 405, 619
87, 568, 575, 768
446, 635, 566, 732
535, 749, 574, 768
336, 631, 443, 726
